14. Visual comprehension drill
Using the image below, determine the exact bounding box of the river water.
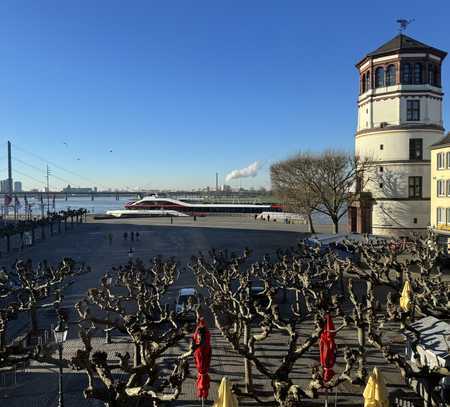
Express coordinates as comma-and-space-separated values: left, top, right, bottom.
11, 196, 135, 216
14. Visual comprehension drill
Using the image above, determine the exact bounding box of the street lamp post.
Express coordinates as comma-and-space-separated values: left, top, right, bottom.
105, 274, 113, 344
54, 319, 68, 407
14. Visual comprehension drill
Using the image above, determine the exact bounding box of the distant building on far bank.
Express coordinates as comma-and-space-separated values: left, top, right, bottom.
0, 179, 9, 193
14, 181, 22, 192
430, 133, 450, 248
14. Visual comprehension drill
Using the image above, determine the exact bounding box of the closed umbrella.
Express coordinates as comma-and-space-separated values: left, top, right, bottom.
363, 367, 389, 407
399, 281, 413, 312
213, 377, 238, 407
193, 317, 212, 405
320, 314, 336, 383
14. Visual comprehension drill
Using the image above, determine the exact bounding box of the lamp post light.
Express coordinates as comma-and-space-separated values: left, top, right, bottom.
105, 275, 113, 344
54, 319, 68, 407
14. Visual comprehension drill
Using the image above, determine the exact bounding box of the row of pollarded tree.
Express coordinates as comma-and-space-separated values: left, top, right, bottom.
1, 234, 449, 406
0, 208, 87, 253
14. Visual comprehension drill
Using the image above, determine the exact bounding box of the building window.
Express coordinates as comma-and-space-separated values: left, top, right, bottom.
414, 63, 422, 84
413, 218, 417, 224
402, 63, 411, 84
380, 144, 384, 150
447, 152, 450, 168
375, 67, 385, 88
365, 72, 370, 91
437, 179, 446, 196
409, 176, 422, 198
379, 183, 383, 189
428, 64, 435, 86
447, 180, 450, 196
447, 209, 450, 225
437, 207, 445, 224
386, 64, 396, 86
379, 166, 383, 172
437, 152, 445, 169
407, 100, 420, 121
409, 138, 423, 160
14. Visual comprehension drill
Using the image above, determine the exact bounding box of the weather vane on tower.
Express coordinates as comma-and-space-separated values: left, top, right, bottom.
396, 19, 415, 33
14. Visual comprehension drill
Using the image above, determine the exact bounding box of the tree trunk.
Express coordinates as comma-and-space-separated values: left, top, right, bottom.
30, 306, 38, 333
243, 322, 253, 393
332, 217, 339, 234
133, 342, 141, 367
307, 212, 316, 234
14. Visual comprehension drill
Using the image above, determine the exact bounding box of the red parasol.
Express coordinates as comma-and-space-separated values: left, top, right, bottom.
319, 313, 336, 383
193, 317, 212, 401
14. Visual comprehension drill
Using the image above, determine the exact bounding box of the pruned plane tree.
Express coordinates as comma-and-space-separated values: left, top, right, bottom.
71, 257, 197, 407
190, 247, 365, 407
0, 257, 89, 368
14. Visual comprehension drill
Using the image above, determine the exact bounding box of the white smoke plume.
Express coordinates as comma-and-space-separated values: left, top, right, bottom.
225, 161, 261, 182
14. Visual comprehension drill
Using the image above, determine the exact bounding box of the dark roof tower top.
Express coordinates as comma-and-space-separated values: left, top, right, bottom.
356, 34, 447, 67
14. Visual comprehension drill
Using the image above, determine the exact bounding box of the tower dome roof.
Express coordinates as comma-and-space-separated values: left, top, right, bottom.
367, 34, 447, 58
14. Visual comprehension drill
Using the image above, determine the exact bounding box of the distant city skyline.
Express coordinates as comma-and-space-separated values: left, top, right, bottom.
0, 1, 448, 190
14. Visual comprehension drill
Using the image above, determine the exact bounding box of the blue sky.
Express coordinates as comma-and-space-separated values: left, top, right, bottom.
0, 1, 448, 190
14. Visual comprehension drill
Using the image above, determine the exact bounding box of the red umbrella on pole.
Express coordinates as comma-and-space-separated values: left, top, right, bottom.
320, 314, 336, 383
193, 317, 212, 405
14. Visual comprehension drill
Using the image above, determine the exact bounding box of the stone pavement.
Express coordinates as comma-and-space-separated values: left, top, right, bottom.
0, 218, 417, 406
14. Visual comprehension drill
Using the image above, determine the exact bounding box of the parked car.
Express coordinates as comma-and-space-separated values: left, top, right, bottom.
175, 287, 200, 321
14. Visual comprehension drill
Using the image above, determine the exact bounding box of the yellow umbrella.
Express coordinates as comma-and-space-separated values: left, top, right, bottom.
363, 367, 389, 407
399, 280, 413, 312
213, 377, 238, 407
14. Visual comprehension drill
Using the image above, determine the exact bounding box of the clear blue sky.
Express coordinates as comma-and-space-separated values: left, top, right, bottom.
0, 1, 448, 190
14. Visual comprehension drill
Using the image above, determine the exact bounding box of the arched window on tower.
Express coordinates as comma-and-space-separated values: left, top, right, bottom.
414, 63, 422, 84
386, 64, 396, 86
365, 72, 371, 91
428, 64, 435, 86
402, 63, 411, 84
361, 76, 365, 93
375, 67, 385, 88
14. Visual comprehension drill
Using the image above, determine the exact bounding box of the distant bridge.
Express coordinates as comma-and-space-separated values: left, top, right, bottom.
0, 190, 278, 203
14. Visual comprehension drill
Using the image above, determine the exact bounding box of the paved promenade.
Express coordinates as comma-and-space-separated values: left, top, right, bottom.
0, 217, 415, 406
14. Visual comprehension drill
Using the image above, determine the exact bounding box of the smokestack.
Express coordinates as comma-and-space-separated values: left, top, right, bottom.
216, 172, 219, 192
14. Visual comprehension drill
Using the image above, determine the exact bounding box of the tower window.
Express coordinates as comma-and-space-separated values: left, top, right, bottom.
428, 64, 435, 86
406, 100, 420, 121
375, 67, 385, 88
409, 176, 422, 198
386, 64, 396, 86
379, 166, 383, 172
402, 63, 411, 84
413, 218, 417, 224
380, 144, 384, 150
379, 183, 383, 189
409, 138, 423, 160
365, 72, 371, 91
413, 63, 422, 84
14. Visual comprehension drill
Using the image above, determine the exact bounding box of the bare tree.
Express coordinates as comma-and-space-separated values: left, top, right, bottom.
71, 257, 194, 407
0, 258, 89, 368
271, 150, 370, 233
